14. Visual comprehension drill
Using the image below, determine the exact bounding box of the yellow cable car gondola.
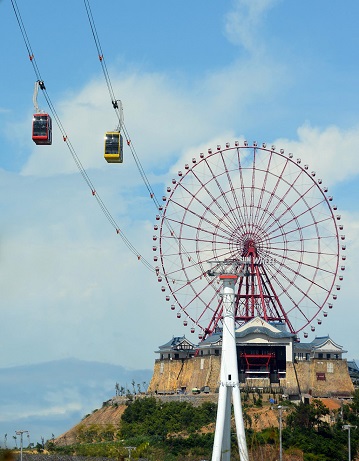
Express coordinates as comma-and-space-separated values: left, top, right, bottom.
104, 131, 123, 163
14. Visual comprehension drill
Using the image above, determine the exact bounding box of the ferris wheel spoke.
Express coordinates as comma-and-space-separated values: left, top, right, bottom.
163, 237, 244, 281
261, 185, 316, 237
190, 166, 243, 232
197, 294, 221, 329
264, 245, 338, 278
268, 262, 332, 300
171, 184, 243, 240
236, 148, 251, 234
268, 214, 335, 243
257, 267, 295, 330
206, 155, 246, 231
178, 284, 217, 316
218, 151, 248, 230
252, 151, 275, 226
267, 269, 312, 324
164, 215, 234, 248
177, 189, 237, 236
258, 166, 311, 232
248, 147, 257, 226
266, 256, 329, 306
254, 156, 293, 230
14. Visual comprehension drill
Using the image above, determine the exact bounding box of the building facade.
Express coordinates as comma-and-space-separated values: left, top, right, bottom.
148, 317, 354, 399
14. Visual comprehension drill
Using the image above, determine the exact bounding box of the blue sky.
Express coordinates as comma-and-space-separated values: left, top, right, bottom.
0, 0, 359, 439
0, 358, 152, 447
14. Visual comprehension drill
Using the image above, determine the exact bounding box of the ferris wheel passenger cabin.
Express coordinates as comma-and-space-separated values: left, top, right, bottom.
104, 131, 123, 163
32, 113, 52, 145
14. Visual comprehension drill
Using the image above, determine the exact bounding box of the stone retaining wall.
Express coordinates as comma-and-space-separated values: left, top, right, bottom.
148, 356, 354, 397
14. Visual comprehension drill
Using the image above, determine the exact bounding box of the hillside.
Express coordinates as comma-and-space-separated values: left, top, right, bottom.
54, 394, 344, 446
54, 394, 279, 445
55, 403, 128, 445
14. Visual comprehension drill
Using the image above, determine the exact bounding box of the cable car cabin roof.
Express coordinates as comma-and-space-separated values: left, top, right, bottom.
104, 131, 123, 163
32, 113, 52, 145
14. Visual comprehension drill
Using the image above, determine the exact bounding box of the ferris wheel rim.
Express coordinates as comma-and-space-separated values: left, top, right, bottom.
155, 142, 343, 339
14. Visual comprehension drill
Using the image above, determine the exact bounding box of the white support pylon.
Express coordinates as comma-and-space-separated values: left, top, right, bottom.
211, 273, 249, 461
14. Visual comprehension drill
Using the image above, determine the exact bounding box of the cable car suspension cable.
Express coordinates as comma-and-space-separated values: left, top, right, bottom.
10, 0, 154, 272
83, 0, 201, 279
83, 0, 160, 209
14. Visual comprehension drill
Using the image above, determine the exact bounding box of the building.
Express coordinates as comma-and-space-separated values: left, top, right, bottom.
348, 360, 359, 385
148, 317, 354, 399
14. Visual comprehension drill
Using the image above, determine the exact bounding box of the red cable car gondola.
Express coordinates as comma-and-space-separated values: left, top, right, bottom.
32, 81, 52, 145
32, 113, 52, 145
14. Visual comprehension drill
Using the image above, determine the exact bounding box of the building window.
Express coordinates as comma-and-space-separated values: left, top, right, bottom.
316, 372, 326, 381
215, 349, 220, 356
318, 353, 323, 359
326, 353, 331, 359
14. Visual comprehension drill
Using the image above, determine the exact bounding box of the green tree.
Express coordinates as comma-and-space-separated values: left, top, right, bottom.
287, 399, 329, 432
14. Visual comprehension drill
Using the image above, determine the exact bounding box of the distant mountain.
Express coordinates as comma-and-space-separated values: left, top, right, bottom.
0, 358, 152, 448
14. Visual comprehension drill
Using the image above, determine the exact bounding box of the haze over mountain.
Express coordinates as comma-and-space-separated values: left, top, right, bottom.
0, 358, 152, 448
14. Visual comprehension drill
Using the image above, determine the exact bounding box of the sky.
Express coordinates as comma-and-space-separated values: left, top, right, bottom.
0, 0, 359, 414
0, 358, 152, 447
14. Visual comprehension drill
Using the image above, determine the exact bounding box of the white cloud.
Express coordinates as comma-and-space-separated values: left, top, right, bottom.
1, 402, 83, 422
224, 0, 280, 53
273, 123, 359, 186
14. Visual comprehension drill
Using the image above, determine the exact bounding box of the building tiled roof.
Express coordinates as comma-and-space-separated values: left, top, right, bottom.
294, 335, 346, 354
294, 342, 311, 351
200, 323, 294, 347
235, 326, 293, 339
157, 336, 195, 351
310, 336, 330, 346
200, 331, 222, 346
269, 322, 291, 333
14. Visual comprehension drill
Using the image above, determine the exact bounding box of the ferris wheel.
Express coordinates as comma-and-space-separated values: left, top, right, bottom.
153, 141, 346, 340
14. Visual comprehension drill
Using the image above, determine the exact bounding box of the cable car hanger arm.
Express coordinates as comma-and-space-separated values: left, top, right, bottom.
32, 79, 46, 113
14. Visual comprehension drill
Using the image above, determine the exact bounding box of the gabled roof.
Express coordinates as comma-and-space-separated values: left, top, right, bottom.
200, 330, 222, 346
235, 326, 293, 340
310, 336, 344, 352
199, 317, 294, 347
235, 316, 294, 339
294, 335, 346, 354
157, 336, 195, 351
310, 335, 331, 346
